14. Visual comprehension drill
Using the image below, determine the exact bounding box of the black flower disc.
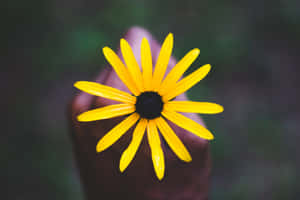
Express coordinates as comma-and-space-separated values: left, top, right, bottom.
135, 92, 164, 119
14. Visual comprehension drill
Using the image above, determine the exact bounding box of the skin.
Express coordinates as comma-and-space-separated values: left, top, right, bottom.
68, 27, 211, 200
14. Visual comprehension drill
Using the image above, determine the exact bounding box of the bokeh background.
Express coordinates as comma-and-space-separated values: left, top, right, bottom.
2, 0, 300, 199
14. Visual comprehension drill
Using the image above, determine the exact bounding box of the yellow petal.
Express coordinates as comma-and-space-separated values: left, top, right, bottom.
162, 110, 214, 140
141, 38, 153, 91
155, 117, 192, 162
119, 118, 148, 172
96, 113, 140, 152
103, 47, 140, 96
165, 101, 224, 114
74, 81, 136, 104
77, 104, 135, 122
159, 48, 200, 95
152, 33, 174, 91
147, 120, 165, 180
163, 64, 211, 102
120, 39, 144, 92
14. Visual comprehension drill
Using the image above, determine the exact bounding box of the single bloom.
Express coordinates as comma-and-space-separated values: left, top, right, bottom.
74, 33, 223, 180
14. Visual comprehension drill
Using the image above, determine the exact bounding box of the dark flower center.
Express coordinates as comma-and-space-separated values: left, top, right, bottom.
135, 92, 164, 119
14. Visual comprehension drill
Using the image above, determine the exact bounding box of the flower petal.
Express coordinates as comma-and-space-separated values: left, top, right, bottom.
147, 120, 165, 180
119, 118, 148, 172
141, 38, 153, 91
96, 113, 140, 152
74, 81, 136, 104
152, 33, 173, 91
155, 117, 192, 162
159, 48, 200, 95
77, 104, 135, 122
163, 64, 211, 102
162, 110, 214, 140
120, 39, 144, 92
103, 47, 140, 96
165, 101, 224, 114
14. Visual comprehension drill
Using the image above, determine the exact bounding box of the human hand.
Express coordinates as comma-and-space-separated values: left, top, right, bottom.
69, 27, 211, 200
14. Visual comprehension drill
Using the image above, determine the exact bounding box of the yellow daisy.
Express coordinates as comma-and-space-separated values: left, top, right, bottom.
74, 33, 223, 180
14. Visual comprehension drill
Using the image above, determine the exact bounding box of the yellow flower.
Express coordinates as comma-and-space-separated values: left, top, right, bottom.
74, 33, 223, 180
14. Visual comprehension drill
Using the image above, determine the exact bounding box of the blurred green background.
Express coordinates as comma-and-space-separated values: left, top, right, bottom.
2, 0, 300, 199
